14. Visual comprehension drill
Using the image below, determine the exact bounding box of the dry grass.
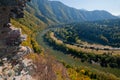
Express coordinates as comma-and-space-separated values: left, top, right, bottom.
50, 32, 63, 44
50, 32, 120, 55
25, 53, 70, 80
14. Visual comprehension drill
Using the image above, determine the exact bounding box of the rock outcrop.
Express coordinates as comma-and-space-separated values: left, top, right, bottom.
0, 58, 35, 80
0, 23, 35, 80
0, 22, 32, 58
0, 0, 34, 80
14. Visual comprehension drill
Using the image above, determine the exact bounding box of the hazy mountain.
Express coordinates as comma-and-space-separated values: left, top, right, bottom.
26, 0, 118, 23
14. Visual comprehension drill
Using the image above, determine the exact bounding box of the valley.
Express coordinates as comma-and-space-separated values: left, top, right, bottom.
36, 25, 120, 79
1, 0, 120, 80
23, 0, 120, 79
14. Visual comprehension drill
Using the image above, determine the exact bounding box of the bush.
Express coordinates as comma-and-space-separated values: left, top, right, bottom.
31, 39, 42, 53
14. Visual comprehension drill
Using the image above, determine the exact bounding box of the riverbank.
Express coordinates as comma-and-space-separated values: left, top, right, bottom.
36, 27, 120, 79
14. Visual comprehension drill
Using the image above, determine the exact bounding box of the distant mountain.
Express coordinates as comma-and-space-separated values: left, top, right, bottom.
26, 0, 118, 24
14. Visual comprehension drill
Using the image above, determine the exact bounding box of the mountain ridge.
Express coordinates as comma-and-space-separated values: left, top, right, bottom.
26, 0, 118, 24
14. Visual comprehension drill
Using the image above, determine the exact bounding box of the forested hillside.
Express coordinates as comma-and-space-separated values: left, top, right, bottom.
26, 0, 118, 24
54, 19, 120, 47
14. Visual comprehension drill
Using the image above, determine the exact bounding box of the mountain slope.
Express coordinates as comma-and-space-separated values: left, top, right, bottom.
26, 0, 118, 23
10, 1, 120, 80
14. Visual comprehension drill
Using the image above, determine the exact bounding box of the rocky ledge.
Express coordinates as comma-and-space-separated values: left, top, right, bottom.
0, 23, 34, 80
0, 58, 36, 80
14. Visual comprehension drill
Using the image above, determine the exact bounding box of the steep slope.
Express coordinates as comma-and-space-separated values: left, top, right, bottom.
26, 0, 57, 25
11, 15, 70, 80
26, 0, 118, 23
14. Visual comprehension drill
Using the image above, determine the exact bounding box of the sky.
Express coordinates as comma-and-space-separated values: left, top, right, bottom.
51, 0, 120, 16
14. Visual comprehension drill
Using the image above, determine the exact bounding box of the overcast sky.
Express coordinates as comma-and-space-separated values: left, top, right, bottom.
50, 0, 120, 16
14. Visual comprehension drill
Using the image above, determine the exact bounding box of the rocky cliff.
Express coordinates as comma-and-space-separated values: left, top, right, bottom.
0, 0, 36, 80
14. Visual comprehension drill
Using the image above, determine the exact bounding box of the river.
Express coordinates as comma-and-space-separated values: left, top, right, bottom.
36, 27, 120, 77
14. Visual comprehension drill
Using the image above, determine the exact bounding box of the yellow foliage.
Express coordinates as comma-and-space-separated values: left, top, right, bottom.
11, 19, 33, 48
67, 68, 91, 80
80, 69, 85, 74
